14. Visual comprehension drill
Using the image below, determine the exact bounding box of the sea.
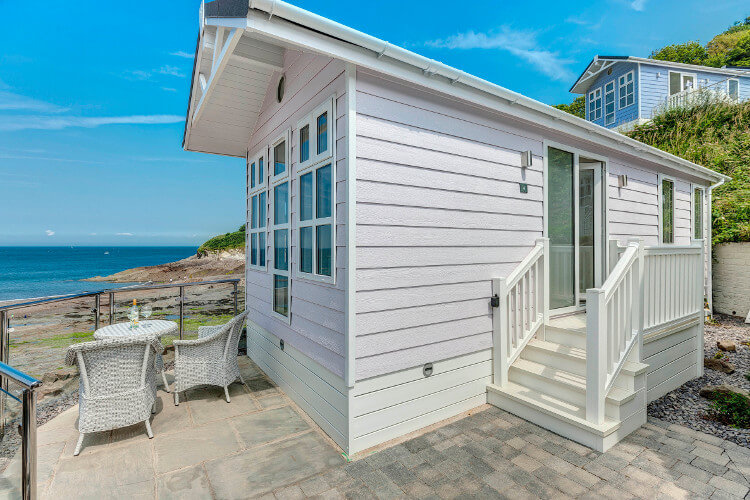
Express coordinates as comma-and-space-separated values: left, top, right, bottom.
0, 247, 197, 302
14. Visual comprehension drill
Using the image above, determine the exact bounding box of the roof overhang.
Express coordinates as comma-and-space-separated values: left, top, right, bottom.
183, 0, 729, 185
569, 56, 628, 94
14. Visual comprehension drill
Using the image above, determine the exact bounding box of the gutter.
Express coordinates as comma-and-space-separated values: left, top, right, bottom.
244, 0, 729, 184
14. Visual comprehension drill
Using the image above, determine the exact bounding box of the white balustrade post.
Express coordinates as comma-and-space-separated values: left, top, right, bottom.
539, 237, 550, 336
697, 239, 705, 377
628, 238, 644, 362
586, 288, 607, 424
608, 238, 621, 275
492, 278, 509, 387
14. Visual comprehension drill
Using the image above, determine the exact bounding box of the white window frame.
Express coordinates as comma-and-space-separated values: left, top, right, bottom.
604, 81, 616, 126
270, 130, 292, 323
588, 88, 602, 121
618, 70, 635, 109
247, 147, 268, 271
668, 71, 697, 96
295, 97, 336, 285
658, 174, 676, 245
727, 79, 740, 102
296, 97, 334, 170
691, 184, 705, 241
270, 129, 291, 185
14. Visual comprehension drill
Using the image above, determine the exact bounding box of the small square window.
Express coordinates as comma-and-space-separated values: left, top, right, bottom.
317, 112, 328, 155
273, 140, 286, 176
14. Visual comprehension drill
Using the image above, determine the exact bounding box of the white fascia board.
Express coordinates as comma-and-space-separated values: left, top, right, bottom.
191, 27, 243, 126
241, 9, 728, 184
626, 56, 750, 77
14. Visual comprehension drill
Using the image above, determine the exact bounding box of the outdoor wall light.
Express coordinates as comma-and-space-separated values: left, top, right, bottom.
423, 363, 433, 377
279, 339, 285, 350
521, 150, 533, 168
618, 174, 628, 188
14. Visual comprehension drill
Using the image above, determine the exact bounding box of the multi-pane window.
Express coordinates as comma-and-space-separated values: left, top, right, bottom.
270, 132, 290, 319
296, 97, 335, 283
618, 71, 634, 108
248, 150, 267, 270
728, 79, 739, 102
604, 81, 615, 125
669, 72, 696, 95
661, 178, 675, 244
297, 98, 333, 170
693, 187, 704, 240
588, 88, 602, 121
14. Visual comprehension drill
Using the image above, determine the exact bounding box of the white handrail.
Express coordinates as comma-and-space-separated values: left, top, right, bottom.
492, 237, 549, 387
586, 238, 644, 424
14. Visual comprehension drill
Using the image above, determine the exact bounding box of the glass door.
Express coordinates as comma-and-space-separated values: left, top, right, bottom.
547, 147, 604, 312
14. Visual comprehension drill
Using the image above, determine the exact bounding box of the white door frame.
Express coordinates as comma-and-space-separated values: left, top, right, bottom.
543, 141, 609, 315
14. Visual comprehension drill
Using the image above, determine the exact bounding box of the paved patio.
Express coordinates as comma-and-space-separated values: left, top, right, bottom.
1, 357, 750, 499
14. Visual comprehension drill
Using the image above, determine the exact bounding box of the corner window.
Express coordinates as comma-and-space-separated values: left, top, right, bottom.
728, 79, 739, 102
296, 97, 334, 170
618, 71, 634, 109
661, 177, 674, 244
588, 88, 602, 121
247, 149, 267, 270
296, 97, 336, 284
270, 131, 291, 320
693, 186, 704, 240
604, 81, 615, 125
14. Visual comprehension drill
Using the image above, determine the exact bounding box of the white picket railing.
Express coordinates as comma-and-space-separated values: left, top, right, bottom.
642, 243, 705, 330
492, 238, 549, 386
586, 239, 643, 424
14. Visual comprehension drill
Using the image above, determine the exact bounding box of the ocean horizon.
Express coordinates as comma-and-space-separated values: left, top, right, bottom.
0, 246, 197, 301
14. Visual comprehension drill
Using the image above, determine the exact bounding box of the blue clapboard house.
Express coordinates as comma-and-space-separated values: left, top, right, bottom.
570, 56, 750, 130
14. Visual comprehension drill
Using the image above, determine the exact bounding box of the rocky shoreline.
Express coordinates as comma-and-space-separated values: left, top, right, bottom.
84, 248, 245, 284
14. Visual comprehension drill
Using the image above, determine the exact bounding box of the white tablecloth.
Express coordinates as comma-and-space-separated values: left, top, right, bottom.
94, 320, 178, 340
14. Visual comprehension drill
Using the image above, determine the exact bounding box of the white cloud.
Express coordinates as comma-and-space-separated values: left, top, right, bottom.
0, 114, 184, 132
630, 0, 647, 10
89, 233, 97, 236
171, 51, 195, 59
158, 66, 186, 78
116, 232, 134, 236
0, 91, 69, 113
45, 230, 55, 236
122, 70, 153, 81
161, 87, 177, 92
425, 27, 574, 81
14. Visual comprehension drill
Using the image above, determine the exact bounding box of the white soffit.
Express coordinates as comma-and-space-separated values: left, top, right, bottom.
185, 25, 284, 157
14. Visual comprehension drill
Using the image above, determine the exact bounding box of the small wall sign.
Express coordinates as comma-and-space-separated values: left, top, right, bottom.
519, 183, 528, 193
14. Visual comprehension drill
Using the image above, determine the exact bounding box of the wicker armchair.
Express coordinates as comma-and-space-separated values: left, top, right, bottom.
172, 311, 248, 405
65, 336, 163, 456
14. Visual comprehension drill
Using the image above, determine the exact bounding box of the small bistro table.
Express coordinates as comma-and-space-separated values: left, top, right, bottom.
94, 319, 178, 340
94, 319, 178, 391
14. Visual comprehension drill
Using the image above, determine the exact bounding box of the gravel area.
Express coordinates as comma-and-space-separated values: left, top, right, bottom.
648, 313, 750, 448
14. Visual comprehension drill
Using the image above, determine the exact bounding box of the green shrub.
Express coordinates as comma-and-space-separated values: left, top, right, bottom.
714, 351, 725, 359
709, 392, 750, 428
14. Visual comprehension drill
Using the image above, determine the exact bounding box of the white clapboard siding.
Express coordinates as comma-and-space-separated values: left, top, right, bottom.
350, 349, 491, 454
643, 323, 702, 402
246, 49, 348, 378
246, 322, 348, 450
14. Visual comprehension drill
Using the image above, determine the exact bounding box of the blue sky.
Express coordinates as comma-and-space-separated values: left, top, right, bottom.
0, 0, 746, 246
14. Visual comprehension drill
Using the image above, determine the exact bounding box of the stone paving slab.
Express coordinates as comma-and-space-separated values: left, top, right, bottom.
1, 356, 750, 499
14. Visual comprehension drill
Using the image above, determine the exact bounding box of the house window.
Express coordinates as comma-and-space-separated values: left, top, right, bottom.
728, 79, 739, 101
296, 96, 336, 283
618, 71, 634, 108
693, 187, 704, 240
270, 131, 291, 319
604, 81, 615, 125
669, 72, 696, 95
248, 150, 267, 270
661, 178, 674, 244
297, 97, 334, 170
588, 88, 602, 121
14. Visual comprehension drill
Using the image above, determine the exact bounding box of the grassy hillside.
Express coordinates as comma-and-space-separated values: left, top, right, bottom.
197, 224, 246, 256
626, 102, 750, 245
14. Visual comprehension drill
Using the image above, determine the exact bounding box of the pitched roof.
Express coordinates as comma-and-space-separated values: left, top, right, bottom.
571, 55, 750, 94
184, 0, 730, 184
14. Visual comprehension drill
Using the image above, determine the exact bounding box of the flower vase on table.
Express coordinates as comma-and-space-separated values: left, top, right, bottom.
128, 299, 140, 329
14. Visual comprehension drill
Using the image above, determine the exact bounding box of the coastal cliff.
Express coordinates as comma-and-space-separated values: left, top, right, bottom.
85, 248, 245, 283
